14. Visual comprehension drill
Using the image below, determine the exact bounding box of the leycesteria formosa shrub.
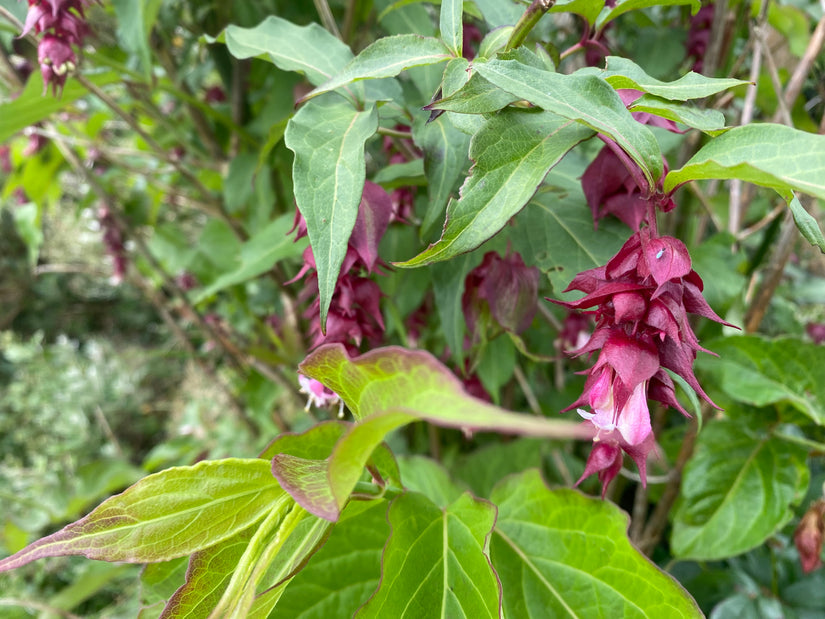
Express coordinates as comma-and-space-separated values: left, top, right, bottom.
2, 0, 825, 616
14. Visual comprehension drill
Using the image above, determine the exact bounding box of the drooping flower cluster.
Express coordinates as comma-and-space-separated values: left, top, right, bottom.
97, 203, 127, 284
554, 228, 733, 495
21, 0, 97, 95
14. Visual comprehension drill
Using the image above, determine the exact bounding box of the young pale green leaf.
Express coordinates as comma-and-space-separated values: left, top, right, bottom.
630, 95, 728, 135
284, 96, 378, 331
475, 59, 663, 185
280, 345, 591, 520
671, 419, 809, 561
223, 16, 353, 87
303, 35, 453, 101
270, 501, 389, 619
696, 336, 825, 425
491, 470, 702, 617
0, 459, 285, 571
0, 72, 121, 144
414, 113, 471, 239
507, 156, 630, 296
357, 492, 500, 618
665, 124, 825, 200
192, 214, 308, 303
789, 195, 825, 254
440, 0, 464, 56
596, 0, 700, 30
396, 109, 594, 267
587, 56, 748, 101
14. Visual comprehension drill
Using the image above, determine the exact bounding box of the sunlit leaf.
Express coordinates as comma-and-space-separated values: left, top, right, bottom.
491, 470, 703, 617
357, 492, 500, 618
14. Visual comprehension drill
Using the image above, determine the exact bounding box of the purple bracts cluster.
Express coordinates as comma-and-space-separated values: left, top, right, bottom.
22, 0, 96, 95
554, 228, 733, 495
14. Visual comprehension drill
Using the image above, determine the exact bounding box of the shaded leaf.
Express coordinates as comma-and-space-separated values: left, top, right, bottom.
112, 0, 162, 79
696, 335, 825, 425
453, 438, 547, 498
431, 252, 476, 365
596, 0, 701, 29
671, 419, 809, 560
193, 213, 307, 302
0, 459, 284, 570
357, 492, 500, 618
630, 95, 728, 135
284, 95, 378, 330
397, 456, 468, 508
427, 71, 521, 114
269, 501, 389, 619
304, 35, 452, 101
665, 124, 825, 201
397, 109, 594, 267
475, 59, 663, 185
440, 0, 464, 57
589, 56, 748, 101
549, 0, 606, 26
223, 16, 353, 86
491, 470, 702, 617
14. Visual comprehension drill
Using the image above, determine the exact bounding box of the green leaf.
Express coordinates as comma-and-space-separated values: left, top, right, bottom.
223, 16, 353, 86
431, 252, 475, 365
140, 558, 188, 608
397, 109, 594, 267
630, 95, 728, 135
696, 335, 825, 425
475, 59, 663, 185
111, 0, 163, 80
280, 345, 591, 520
0, 459, 285, 570
549, 0, 606, 26
304, 35, 453, 101
508, 155, 630, 295
664, 124, 825, 201
596, 0, 701, 29
491, 470, 702, 617
671, 419, 809, 560
440, 0, 464, 57
284, 95, 378, 330
427, 71, 521, 114
270, 501, 389, 618
453, 438, 547, 498
788, 195, 825, 254
192, 214, 307, 302
589, 56, 749, 101
473, 0, 524, 27
414, 112, 471, 239
357, 492, 500, 618
0, 72, 121, 143
397, 456, 468, 508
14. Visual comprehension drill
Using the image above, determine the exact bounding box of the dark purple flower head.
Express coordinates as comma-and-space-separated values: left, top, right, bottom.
686, 5, 714, 73
806, 323, 825, 345
37, 34, 76, 95
553, 227, 736, 493
463, 250, 540, 342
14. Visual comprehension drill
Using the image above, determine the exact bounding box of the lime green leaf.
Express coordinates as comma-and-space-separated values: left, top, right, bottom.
665, 124, 825, 200
630, 95, 728, 135
0, 459, 284, 570
140, 558, 188, 609
304, 35, 452, 101
491, 470, 702, 617
284, 96, 378, 330
596, 0, 700, 29
357, 492, 500, 618
475, 59, 663, 185
414, 113, 471, 239
671, 419, 809, 561
696, 335, 825, 425
0, 72, 121, 143
590, 56, 748, 101
279, 345, 591, 520
396, 109, 594, 267
440, 0, 464, 56
223, 16, 353, 86
789, 195, 825, 254
193, 213, 307, 302
270, 501, 389, 619
549, 0, 606, 26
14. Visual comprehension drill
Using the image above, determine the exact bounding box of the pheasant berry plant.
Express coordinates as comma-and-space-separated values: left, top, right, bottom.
1, 0, 825, 617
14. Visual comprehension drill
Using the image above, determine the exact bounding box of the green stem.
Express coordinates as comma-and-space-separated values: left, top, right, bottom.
504, 0, 556, 52
773, 430, 825, 454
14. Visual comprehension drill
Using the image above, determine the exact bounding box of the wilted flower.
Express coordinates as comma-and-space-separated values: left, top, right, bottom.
463, 250, 539, 344
554, 228, 734, 494
795, 500, 825, 573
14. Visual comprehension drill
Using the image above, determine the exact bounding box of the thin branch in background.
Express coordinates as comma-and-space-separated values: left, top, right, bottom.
313, 0, 343, 39
342, 0, 358, 43
735, 203, 784, 241
0, 599, 82, 619
513, 364, 542, 416
686, 181, 723, 233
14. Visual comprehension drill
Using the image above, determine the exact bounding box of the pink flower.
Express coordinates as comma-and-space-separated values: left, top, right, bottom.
297, 374, 343, 417
795, 500, 825, 573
